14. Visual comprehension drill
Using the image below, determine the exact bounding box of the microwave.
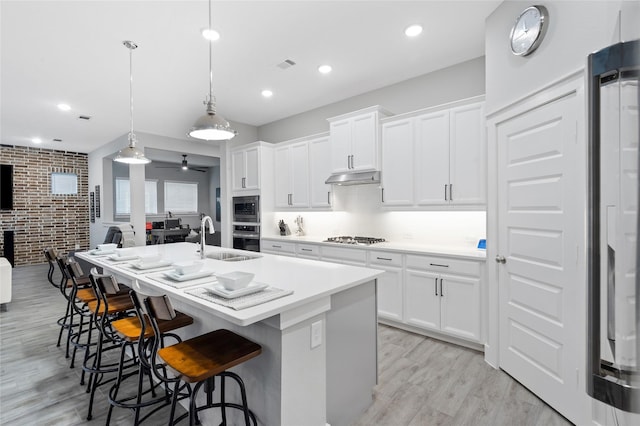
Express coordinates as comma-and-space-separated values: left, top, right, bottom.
232, 196, 260, 223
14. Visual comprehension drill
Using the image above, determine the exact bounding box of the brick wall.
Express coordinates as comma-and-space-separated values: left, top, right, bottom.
0, 145, 89, 266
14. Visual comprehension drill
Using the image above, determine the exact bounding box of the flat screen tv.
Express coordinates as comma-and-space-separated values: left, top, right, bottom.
0, 164, 13, 210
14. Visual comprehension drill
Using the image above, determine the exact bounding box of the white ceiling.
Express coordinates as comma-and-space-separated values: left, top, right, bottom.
1, 0, 501, 156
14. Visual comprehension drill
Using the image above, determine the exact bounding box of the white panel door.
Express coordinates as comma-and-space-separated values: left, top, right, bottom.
290, 142, 309, 207
404, 269, 440, 331
381, 118, 414, 205
497, 91, 580, 423
415, 110, 450, 205
308, 136, 332, 208
450, 102, 486, 205
351, 112, 377, 171
274, 145, 290, 208
244, 147, 260, 190
330, 120, 351, 173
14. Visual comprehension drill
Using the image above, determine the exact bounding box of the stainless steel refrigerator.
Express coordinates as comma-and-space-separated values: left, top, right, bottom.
588, 39, 640, 413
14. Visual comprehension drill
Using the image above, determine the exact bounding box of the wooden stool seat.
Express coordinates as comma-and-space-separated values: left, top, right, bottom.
112, 311, 194, 342
158, 329, 262, 384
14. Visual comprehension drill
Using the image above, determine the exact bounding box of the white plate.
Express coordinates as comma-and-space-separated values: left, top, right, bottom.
108, 254, 139, 261
206, 282, 268, 299
90, 249, 115, 256
163, 269, 214, 282
131, 260, 173, 270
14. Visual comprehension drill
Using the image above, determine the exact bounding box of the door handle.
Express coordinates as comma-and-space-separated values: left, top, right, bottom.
327, 191, 331, 205
242, 177, 246, 188
444, 184, 448, 201
434, 277, 438, 296
495, 255, 506, 264
381, 187, 385, 203
449, 184, 453, 201
440, 278, 444, 297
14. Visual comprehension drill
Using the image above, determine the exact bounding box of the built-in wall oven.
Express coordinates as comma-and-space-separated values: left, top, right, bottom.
232, 196, 260, 252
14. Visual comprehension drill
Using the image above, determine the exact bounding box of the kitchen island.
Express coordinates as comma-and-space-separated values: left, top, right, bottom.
77, 242, 381, 426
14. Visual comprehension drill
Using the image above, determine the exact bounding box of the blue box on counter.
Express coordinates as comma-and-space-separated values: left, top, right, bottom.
477, 239, 486, 249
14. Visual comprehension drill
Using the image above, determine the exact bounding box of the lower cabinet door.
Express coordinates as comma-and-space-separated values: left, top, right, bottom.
375, 266, 403, 321
439, 274, 481, 341
404, 269, 440, 330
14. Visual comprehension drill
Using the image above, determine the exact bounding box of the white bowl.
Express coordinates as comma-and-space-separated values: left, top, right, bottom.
173, 260, 204, 275
217, 271, 254, 291
97, 243, 118, 252
137, 254, 161, 266
115, 248, 134, 257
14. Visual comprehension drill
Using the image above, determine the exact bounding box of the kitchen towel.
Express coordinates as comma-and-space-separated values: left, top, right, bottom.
185, 286, 294, 310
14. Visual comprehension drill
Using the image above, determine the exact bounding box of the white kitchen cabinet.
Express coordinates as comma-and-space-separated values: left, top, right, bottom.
231, 146, 261, 192
261, 240, 296, 256
274, 142, 309, 208
321, 246, 367, 266
328, 106, 390, 174
369, 250, 404, 322
308, 135, 332, 208
381, 98, 485, 207
381, 118, 414, 205
296, 243, 320, 259
404, 254, 481, 342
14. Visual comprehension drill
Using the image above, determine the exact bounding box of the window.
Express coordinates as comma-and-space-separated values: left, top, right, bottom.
115, 178, 158, 215
164, 181, 198, 213
51, 172, 78, 195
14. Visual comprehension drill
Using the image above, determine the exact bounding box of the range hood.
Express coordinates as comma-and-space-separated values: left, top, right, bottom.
325, 171, 380, 186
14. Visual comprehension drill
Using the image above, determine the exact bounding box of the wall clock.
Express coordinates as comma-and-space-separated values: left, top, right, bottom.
509, 5, 549, 56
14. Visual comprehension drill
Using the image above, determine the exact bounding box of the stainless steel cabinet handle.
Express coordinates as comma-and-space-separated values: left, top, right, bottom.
301, 248, 312, 252
495, 255, 506, 264
347, 155, 351, 169
327, 191, 331, 205
272, 245, 282, 248
449, 184, 453, 201
376, 256, 392, 261
440, 278, 444, 297
242, 177, 246, 188
429, 263, 449, 268
444, 184, 448, 201
381, 188, 385, 203
435, 277, 438, 296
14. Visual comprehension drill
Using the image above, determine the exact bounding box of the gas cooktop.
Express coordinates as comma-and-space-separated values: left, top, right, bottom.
323, 236, 386, 245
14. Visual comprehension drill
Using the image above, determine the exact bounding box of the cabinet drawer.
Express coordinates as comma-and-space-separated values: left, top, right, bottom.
262, 241, 295, 254
296, 244, 320, 257
369, 250, 402, 267
321, 246, 367, 263
406, 254, 480, 277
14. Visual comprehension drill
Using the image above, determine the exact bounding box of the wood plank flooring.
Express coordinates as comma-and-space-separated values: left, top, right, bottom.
0, 264, 573, 425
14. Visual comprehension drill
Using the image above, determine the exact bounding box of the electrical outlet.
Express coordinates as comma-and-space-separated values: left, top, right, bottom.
311, 320, 322, 349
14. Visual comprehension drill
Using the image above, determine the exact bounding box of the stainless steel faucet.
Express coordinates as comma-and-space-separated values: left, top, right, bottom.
200, 215, 215, 259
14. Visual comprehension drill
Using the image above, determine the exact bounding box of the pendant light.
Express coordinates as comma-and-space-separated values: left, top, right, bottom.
188, 0, 236, 141
114, 40, 151, 164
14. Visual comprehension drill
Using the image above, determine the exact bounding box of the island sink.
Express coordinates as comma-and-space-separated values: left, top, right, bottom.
206, 252, 261, 262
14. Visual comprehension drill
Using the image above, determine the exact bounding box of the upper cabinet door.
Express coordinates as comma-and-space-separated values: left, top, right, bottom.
351, 112, 378, 171
274, 145, 291, 208
290, 142, 309, 207
309, 136, 332, 208
381, 118, 414, 205
449, 103, 485, 205
244, 147, 260, 190
231, 150, 246, 191
330, 120, 352, 173
415, 110, 450, 205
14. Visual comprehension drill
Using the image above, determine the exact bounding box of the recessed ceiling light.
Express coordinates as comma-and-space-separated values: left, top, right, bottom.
318, 65, 332, 74
32, 137, 42, 144
57, 103, 71, 111
405, 24, 423, 37
201, 28, 220, 41
261, 89, 273, 98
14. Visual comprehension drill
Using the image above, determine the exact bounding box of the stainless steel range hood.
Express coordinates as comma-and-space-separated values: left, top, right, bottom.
325, 171, 380, 186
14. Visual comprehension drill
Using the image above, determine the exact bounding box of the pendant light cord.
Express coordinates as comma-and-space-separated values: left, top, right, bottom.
129, 43, 135, 144
207, 0, 215, 112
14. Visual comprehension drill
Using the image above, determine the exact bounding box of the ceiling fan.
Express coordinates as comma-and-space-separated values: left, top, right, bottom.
155, 154, 208, 173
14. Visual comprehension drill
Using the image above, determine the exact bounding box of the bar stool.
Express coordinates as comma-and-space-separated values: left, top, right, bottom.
83, 269, 136, 421
143, 293, 262, 425
105, 290, 194, 425
44, 248, 72, 353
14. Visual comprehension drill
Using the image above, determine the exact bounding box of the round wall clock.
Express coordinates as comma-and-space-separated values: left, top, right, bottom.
509, 5, 549, 56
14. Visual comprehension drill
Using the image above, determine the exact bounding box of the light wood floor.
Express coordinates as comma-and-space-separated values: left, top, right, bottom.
0, 264, 573, 425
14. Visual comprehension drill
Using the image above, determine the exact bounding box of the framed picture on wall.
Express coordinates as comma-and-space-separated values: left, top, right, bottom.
94, 185, 101, 218
90, 192, 95, 223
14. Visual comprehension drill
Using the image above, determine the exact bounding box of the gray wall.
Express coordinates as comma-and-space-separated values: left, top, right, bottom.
257, 56, 486, 143
485, 0, 639, 114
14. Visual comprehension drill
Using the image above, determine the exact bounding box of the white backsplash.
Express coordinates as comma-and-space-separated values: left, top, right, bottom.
265, 184, 486, 248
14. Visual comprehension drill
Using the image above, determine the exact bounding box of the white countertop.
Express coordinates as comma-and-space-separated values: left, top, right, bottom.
77, 243, 382, 326
261, 235, 487, 260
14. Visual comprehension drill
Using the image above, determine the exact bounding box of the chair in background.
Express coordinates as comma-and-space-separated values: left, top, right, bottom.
143, 293, 262, 425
